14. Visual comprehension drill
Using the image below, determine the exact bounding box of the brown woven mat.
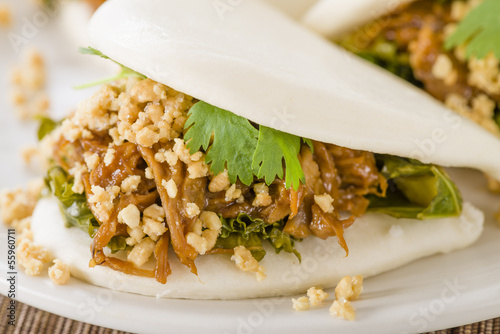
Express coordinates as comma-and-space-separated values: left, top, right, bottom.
1, 294, 499, 334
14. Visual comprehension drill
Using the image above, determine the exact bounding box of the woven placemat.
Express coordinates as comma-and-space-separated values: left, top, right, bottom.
1, 294, 499, 334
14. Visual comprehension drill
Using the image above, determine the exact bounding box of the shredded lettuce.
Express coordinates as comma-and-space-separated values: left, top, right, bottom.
367, 156, 462, 219
341, 37, 422, 87
45, 166, 127, 253
214, 214, 301, 262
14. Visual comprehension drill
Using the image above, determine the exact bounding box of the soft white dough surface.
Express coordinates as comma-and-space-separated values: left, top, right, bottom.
302, 0, 415, 38
88, 0, 500, 181
32, 197, 483, 299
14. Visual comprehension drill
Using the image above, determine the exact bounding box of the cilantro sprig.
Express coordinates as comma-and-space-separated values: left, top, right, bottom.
76, 47, 146, 89
445, 0, 500, 59
184, 101, 311, 190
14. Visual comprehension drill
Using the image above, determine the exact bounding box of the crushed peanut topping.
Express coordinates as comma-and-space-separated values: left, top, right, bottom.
117, 204, 141, 229
88, 185, 120, 222
17, 239, 51, 276
432, 54, 457, 86
83, 152, 100, 171
186, 211, 222, 255
231, 245, 266, 281
121, 175, 142, 193
225, 184, 242, 202
292, 296, 310, 311
126, 226, 145, 246
163, 179, 178, 198
69, 163, 87, 194
104, 147, 116, 166
314, 194, 334, 213
252, 183, 272, 207
145, 167, 154, 179
21, 146, 39, 166
10, 49, 49, 120
209, 170, 231, 193
0, 180, 43, 225
335, 275, 364, 301
127, 237, 155, 267
144, 204, 165, 220
329, 298, 356, 321
48, 259, 71, 285
142, 217, 167, 241
185, 202, 201, 218
307, 287, 330, 306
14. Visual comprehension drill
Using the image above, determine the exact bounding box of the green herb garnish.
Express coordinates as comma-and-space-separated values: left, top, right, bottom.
445, 0, 500, 59
76, 47, 146, 89
184, 101, 311, 190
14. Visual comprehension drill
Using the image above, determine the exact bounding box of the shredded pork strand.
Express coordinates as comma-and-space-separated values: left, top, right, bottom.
50, 77, 386, 283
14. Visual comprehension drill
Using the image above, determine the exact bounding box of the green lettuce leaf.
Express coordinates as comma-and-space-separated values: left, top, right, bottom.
341, 37, 422, 87
35, 116, 60, 141
367, 155, 462, 219
45, 166, 127, 253
214, 214, 301, 261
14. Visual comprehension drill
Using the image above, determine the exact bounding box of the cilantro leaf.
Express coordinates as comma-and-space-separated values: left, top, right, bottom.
184, 101, 259, 185
252, 126, 305, 190
445, 0, 500, 59
184, 102, 311, 189
76, 47, 146, 89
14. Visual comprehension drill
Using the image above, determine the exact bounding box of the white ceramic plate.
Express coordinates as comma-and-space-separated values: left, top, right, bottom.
1, 1, 500, 333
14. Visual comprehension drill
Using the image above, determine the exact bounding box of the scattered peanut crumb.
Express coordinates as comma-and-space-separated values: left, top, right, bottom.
231, 245, 266, 281
252, 183, 272, 207
104, 147, 116, 166
127, 237, 155, 267
21, 146, 39, 165
145, 167, 154, 179
186, 211, 221, 255
163, 179, 178, 198
121, 175, 141, 193
117, 204, 141, 229
185, 202, 200, 218
17, 239, 51, 276
209, 170, 230, 193
329, 275, 364, 321
335, 275, 364, 301
329, 298, 356, 321
314, 193, 334, 213
48, 259, 70, 285
432, 54, 457, 85
307, 287, 330, 306
10, 49, 49, 120
0, 179, 43, 225
292, 296, 310, 311
225, 184, 242, 202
